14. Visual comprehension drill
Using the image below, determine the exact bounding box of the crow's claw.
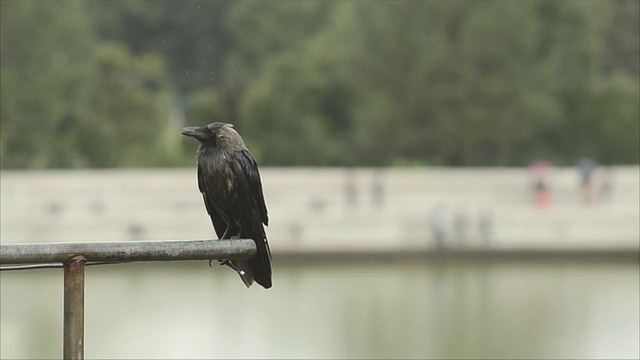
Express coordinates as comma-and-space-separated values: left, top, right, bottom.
218, 259, 245, 276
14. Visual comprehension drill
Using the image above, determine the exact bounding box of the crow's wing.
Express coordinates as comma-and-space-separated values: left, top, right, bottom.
230, 149, 272, 288
198, 164, 227, 239
231, 149, 269, 226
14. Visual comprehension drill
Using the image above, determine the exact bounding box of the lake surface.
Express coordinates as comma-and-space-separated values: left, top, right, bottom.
1, 259, 638, 359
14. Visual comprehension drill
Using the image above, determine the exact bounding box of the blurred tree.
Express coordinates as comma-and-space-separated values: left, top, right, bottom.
256, 1, 553, 165
424, 1, 543, 165
76, 42, 174, 167
240, 0, 638, 166
600, 0, 639, 78
186, 88, 226, 127
240, 54, 353, 165
89, 0, 234, 93
586, 75, 640, 164
532, 1, 602, 162
1, 0, 95, 168
2, 1, 638, 168
225, 1, 333, 82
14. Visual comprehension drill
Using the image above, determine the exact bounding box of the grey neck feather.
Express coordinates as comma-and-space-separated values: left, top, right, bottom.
196, 126, 247, 162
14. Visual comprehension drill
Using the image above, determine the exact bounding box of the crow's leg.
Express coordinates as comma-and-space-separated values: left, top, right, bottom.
216, 234, 241, 265
209, 225, 234, 267
209, 225, 238, 267
218, 259, 246, 276
220, 226, 232, 240
211, 230, 242, 273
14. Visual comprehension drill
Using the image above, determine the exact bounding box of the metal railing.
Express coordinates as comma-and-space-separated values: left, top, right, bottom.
0, 239, 257, 360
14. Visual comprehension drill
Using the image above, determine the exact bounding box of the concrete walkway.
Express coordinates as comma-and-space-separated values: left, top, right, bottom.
1, 167, 638, 253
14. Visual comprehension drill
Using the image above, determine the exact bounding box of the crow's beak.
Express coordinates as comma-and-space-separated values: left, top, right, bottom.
181, 126, 207, 140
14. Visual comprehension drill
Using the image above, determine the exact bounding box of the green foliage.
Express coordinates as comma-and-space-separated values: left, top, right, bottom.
600, 0, 640, 78
1, 0, 95, 168
1, 1, 638, 168
225, 1, 333, 81
76, 42, 173, 167
240, 54, 353, 165
186, 88, 226, 127
586, 76, 640, 163
330, 1, 546, 165
89, 0, 234, 93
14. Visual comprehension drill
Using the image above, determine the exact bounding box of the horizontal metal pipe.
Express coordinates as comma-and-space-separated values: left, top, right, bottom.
0, 239, 256, 265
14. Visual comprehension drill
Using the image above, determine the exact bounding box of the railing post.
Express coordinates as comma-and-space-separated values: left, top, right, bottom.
63, 255, 86, 360
0, 239, 258, 358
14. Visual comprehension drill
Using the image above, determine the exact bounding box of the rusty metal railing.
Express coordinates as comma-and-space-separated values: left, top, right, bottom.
0, 239, 257, 360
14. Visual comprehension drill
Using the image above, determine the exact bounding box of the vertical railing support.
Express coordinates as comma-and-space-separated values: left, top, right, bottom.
63, 255, 86, 360
0, 239, 258, 358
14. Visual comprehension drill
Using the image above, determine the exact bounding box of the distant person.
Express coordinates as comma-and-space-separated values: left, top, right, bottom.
371, 168, 385, 207
478, 209, 493, 247
534, 179, 551, 209
452, 210, 469, 247
577, 158, 598, 204
598, 153, 615, 202
429, 204, 449, 248
529, 160, 552, 209
345, 168, 358, 209
598, 165, 614, 203
288, 222, 303, 245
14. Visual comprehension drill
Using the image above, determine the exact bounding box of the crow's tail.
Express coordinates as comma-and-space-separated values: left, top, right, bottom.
234, 228, 272, 289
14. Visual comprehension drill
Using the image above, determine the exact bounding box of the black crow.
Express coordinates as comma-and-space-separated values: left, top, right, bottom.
181, 122, 272, 289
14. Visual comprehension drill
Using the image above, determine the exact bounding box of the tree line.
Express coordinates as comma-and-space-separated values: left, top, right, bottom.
1, 0, 638, 168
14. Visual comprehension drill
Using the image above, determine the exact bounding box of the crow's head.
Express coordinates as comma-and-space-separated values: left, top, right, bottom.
181, 122, 238, 145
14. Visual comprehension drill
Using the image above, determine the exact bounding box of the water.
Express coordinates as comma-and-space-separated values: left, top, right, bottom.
1, 259, 638, 359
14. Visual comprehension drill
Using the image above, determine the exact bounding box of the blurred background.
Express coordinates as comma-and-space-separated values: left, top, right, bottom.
1, 1, 638, 359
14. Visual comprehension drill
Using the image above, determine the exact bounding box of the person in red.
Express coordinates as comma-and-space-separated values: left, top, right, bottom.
529, 160, 552, 209
577, 158, 598, 205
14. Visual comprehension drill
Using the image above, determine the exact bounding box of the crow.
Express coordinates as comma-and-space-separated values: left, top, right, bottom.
181, 122, 272, 289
